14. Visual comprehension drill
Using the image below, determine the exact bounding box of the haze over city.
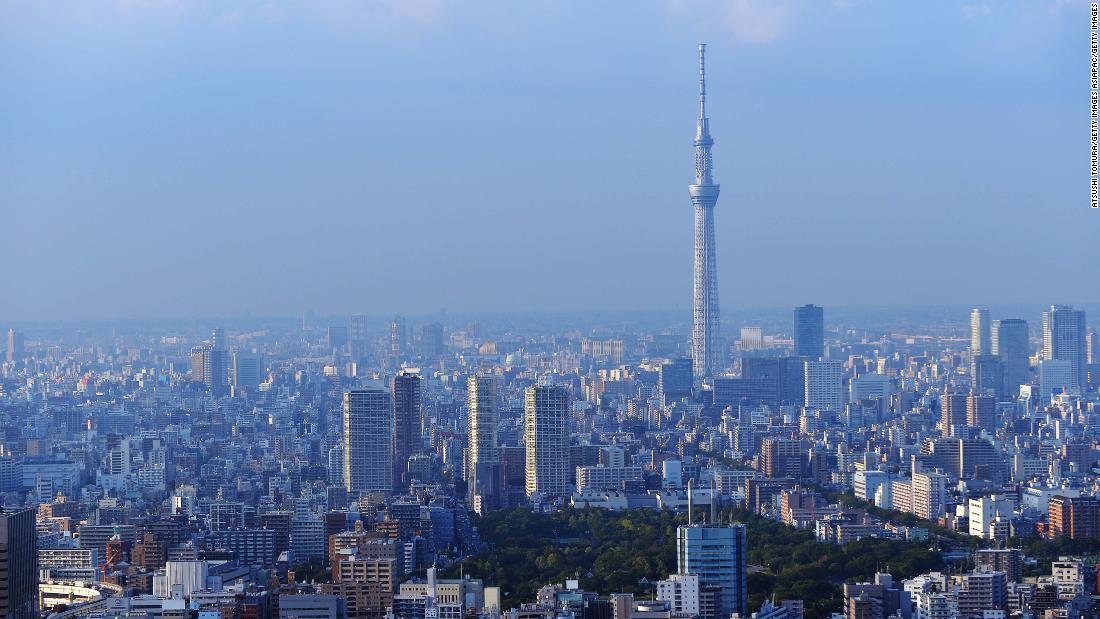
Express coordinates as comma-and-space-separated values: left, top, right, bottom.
3, 5, 1100, 619
0, 1, 1088, 321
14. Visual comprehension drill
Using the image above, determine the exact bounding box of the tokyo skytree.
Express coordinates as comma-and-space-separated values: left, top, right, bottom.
690, 43, 722, 380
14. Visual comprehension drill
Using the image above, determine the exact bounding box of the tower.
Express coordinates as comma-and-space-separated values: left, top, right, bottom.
1042, 305, 1087, 388
343, 388, 394, 494
5, 330, 23, 366
392, 369, 422, 491
524, 384, 570, 497
970, 308, 991, 356
793, 304, 824, 360
676, 523, 747, 619
992, 318, 1029, 397
690, 43, 722, 380
0, 507, 37, 619
467, 375, 500, 509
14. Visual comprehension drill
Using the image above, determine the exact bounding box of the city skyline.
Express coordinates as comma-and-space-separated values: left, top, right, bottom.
0, 1, 1090, 320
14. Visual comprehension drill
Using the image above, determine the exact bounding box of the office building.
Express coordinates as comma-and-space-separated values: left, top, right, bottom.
992, 318, 1029, 397
232, 351, 263, 391
1042, 305, 1087, 388
1038, 360, 1076, 400
279, 595, 347, 619
343, 388, 394, 494
350, 314, 369, 360
689, 44, 723, 380
328, 326, 349, 353
659, 358, 693, 405
0, 508, 36, 619
525, 384, 570, 497
392, 369, 422, 491
676, 524, 747, 619
794, 304, 825, 360
971, 355, 1003, 401
419, 323, 445, 358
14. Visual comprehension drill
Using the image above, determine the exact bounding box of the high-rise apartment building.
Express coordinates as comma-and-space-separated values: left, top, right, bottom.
676, 524, 747, 619
759, 438, 803, 479
940, 390, 968, 437
467, 376, 500, 509
992, 318, 1029, 397
191, 328, 229, 395
911, 468, 947, 521
524, 384, 570, 497
0, 507, 37, 619
794, 304, 824, 360
392, 370, 422, 491
804, 360, 843, 412
1048, 495, 1100, 539
689, 44, 723, 380
343, 388, 394, 494
970, 308, 991, 356
1042, 305, 1087, 388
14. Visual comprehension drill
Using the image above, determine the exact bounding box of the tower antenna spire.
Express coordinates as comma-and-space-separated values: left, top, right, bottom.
698, 43, 707, 120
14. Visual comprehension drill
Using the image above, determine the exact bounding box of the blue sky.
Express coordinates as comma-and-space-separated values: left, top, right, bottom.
0, 1, 1090, 320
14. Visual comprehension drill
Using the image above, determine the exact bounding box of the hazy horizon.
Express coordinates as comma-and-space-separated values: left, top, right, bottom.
1, 1, 1091, 321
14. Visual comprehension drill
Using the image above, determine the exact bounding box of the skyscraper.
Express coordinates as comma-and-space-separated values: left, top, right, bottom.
0, 507, 37, 619
804, 359, 843, 412
676, 523, 747, 619
327, 326, 349, 353
349, 314, 369, 360
940, 389, 968, 436
524, 384, 570, 497
5, 330, 23, 365
392, 369, 422, 491
343, 388, 394, 494
419, 323, 445, 358
992, 318, 1029, 397
1042, 305, 1087, 388
970, 308, 991, 357
689, 43, 722, 381
794, 304, 825, 360
467, 375, 500, 509
232, 351, 264, 392
659, 358, 693, 406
